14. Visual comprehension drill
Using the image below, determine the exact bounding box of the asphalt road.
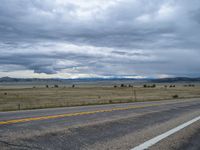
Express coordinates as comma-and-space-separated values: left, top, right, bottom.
0, 98, 200, 150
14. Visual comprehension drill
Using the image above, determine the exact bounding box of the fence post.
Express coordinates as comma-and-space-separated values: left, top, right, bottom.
132, 86, 137, 101
18, 103, 20, 110
134, 87, 137, 101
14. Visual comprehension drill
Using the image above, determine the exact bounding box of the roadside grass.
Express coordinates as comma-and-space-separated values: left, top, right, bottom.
0, 85, 200, 111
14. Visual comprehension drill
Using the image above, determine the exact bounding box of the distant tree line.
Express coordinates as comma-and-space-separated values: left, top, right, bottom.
184, 84, 195, 87
169, 85, 176, 88
114, 84, 134, 88
163, 85, 176, 88
44, 84, 76, 88
143, 84, 156, 88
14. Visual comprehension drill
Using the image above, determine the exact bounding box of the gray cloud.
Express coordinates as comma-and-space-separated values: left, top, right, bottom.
0, 0, 200, 78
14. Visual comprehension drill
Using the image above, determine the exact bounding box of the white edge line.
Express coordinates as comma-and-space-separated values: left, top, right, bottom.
131, 115, 200, 150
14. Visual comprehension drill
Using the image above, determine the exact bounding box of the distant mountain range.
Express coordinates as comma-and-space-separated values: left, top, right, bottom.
151, 77, 200, 83
0, 76, 200, 83
0, 77, 63, 83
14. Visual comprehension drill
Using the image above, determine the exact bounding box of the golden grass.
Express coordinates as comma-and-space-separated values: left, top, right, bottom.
0, 85, 200, 111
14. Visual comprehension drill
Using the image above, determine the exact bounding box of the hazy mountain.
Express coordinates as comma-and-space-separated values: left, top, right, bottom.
0, 76, 200, 83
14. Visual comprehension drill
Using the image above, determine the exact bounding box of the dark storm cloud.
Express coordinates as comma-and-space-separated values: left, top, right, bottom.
0, 0, 200, 77
0, 41, 159, 75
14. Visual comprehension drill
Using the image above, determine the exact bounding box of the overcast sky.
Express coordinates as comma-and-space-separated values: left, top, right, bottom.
0, 0, 200, 78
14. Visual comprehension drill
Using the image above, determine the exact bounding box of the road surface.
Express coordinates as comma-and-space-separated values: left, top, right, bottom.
0, 98, 200, 150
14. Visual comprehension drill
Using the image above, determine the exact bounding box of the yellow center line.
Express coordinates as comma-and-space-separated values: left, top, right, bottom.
0, 104, 160, 125
0, 99, 195, 125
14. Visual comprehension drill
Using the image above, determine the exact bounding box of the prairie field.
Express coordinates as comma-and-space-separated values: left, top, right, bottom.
0, 83, 200, 111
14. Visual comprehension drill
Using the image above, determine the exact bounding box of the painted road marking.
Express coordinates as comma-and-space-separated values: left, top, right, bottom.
0, 104, 160, 125
131, 115, 200, 150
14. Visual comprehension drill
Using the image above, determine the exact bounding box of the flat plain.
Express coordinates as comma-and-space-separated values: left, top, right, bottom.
0, 82, 200, 111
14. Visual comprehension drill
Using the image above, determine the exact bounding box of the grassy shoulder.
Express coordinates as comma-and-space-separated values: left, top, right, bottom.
0, 84, 200, 111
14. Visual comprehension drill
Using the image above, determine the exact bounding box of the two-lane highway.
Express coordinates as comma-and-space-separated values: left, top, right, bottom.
0, 98, 200, 150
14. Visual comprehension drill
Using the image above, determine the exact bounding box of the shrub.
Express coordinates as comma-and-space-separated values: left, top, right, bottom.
172, 94, 179, 99
120, 84, 125, 87
54, 85, 59, 88
129, 84, 133, 87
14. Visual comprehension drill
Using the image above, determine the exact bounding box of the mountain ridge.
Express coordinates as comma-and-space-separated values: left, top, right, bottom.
0, 76, 200, 83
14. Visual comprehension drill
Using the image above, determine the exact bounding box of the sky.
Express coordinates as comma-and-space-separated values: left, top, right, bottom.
0, 0, 200, 79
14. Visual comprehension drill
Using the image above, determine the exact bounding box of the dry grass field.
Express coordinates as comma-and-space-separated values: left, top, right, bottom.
0, 83, 200, 111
